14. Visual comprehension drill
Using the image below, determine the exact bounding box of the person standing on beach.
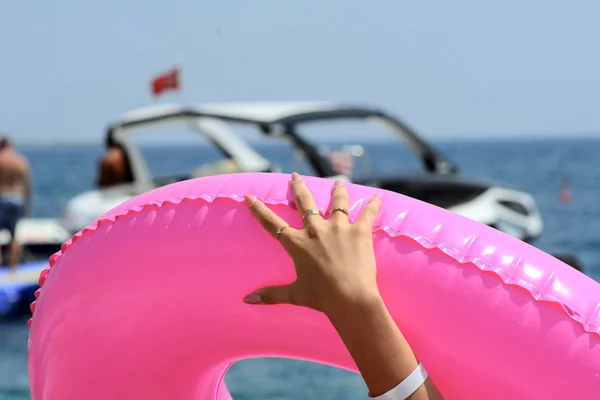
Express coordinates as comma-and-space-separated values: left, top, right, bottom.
0, 136, 31, 269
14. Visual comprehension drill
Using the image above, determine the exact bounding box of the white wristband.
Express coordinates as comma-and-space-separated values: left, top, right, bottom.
370, 362, 429, 400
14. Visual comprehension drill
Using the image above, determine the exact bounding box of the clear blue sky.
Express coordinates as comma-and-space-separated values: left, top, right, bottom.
1, 1, 599, 143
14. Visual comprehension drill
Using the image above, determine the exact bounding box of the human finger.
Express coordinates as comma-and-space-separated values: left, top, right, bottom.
355, 194, 382, 228
242, 284, 295, 305
245, 195, 296, 242
290, 173, 321, 224
329, 180, 350, 224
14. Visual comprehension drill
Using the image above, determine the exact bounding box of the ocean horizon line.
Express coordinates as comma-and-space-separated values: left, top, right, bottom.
15, 132, 599, 148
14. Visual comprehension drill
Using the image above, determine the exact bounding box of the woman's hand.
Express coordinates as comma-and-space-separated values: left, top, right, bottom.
242, 172, 382, 313
242, 172, 443, 399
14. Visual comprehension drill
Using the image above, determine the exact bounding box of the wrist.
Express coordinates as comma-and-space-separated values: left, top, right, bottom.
322, 287, 422, 397
322, 286, 385, 320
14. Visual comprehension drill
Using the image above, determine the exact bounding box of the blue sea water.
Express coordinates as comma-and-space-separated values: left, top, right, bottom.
1, 137, 599, 399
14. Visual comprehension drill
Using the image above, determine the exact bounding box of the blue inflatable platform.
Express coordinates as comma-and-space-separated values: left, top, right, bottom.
0, 260, 47, 319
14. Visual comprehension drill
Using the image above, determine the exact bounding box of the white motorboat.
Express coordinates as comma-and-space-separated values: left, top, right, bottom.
59, 101, 544, 243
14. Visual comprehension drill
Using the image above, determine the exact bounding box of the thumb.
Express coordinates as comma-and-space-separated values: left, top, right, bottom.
243, 284, 295, 305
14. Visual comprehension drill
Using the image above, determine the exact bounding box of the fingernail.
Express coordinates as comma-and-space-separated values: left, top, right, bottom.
334, 180, 343, 187
243, 293, 264, 304
244, 194, 255, 206
291, 172, 300, 181
373, 193, 381, 201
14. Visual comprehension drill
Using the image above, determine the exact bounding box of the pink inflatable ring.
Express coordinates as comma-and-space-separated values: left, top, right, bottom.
28, 173, 600, 399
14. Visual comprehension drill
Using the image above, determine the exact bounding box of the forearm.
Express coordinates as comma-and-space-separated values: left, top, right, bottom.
325, 292, 442, 399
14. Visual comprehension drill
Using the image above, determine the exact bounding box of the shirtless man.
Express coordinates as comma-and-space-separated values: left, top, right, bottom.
0, 136, 31, 269
96, 135, 132, 188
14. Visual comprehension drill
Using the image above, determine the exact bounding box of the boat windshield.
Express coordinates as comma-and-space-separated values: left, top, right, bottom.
292, 117, 426, 180
123, 114, 434, 185
129, 123, 245, 186
206, 121, 318, 177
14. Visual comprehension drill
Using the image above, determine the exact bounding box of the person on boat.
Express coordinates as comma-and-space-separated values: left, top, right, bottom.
96, 135, 133, 188
553, 253, 584, 273
243, 173, 443, 400
0, 136, 31, 270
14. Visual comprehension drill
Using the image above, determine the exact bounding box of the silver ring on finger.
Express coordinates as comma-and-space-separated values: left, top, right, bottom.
276, 225, 289, 240
302, 208, 320, 221
330, 207, 349, 217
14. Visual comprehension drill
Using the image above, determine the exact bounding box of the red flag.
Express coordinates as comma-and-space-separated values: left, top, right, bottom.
151, 67, 180, 97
